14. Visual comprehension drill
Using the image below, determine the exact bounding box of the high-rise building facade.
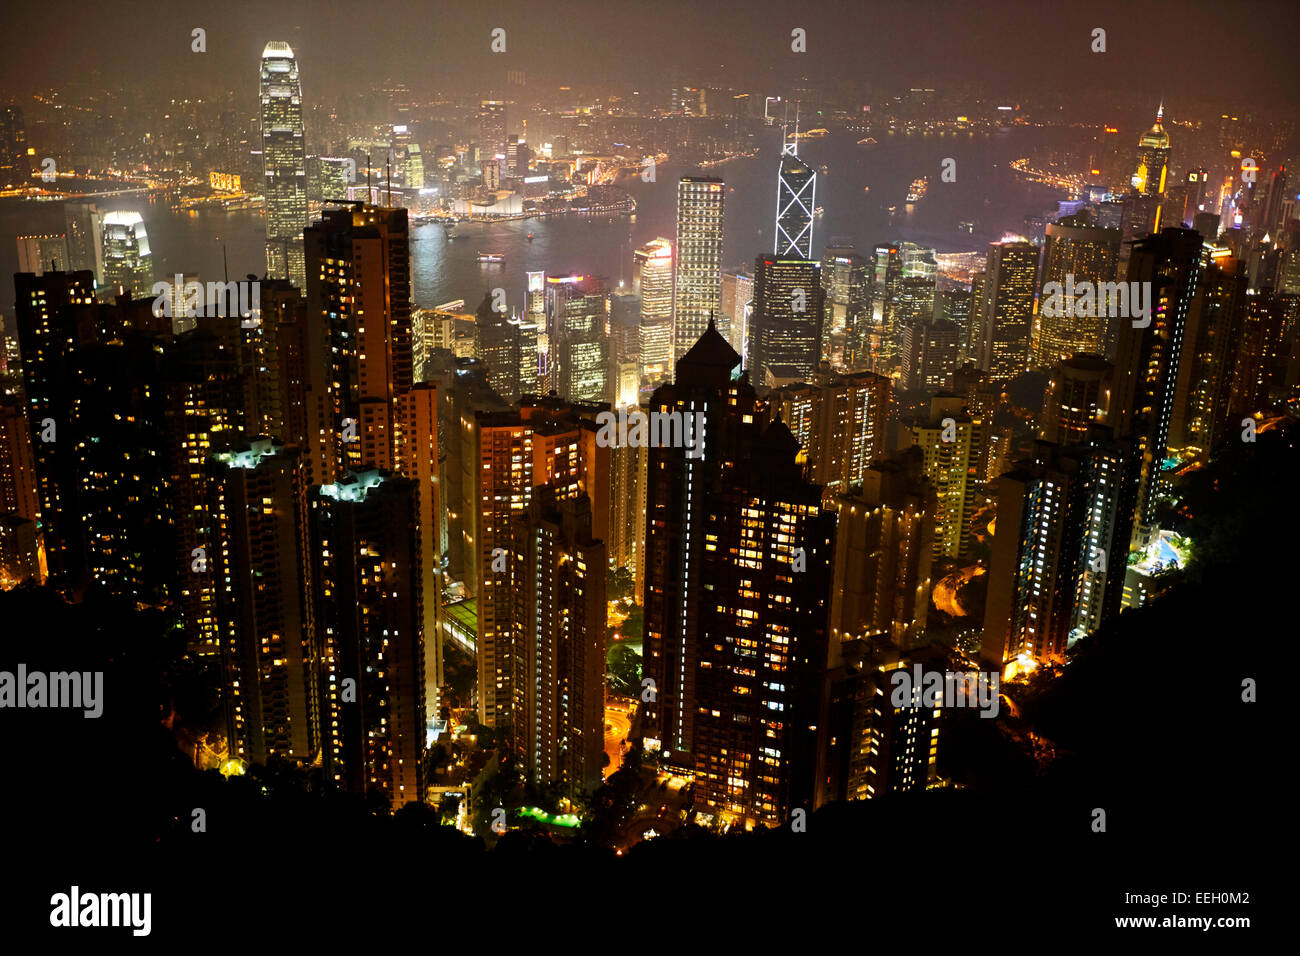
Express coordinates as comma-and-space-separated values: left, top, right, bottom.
260, 42, 310, 289
312, 470, 426, 807
747, 254, 824, 387
905, 395, 986, 560
100, 211, 153, 299
982, 429, 1139, 674
512, 490, 607, 799
635, 238, 674, 382
1035, 214, 1122, 366
774, 141, 816, 259
976, 240, 1038, 380
673, 177, 725, 360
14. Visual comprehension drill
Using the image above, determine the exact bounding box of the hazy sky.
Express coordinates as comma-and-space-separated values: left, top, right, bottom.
2, 0, 1298, 113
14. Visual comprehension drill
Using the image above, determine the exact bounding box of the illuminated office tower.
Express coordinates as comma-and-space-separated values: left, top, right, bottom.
673, 177, 725, 360
894, 276, 938, 362
963, 272, 986, 362
1131, 104, 1171, 200
210, 438, 320, 767
466, 398, 609, 729
821, 247, 870, 363
312, 470, 426, 807
0, 106, 30, 187
905, 395, 986, 560
1169, 257, 1246, 454
611, 291, 641, 377
635, 238, 674, 381
0, 399, 39, 525
774, 131, 816, 258
478, 100, 507, 161
16, 235, 70, 275
982, 428, 1139, 675
63, 202, 105, 279
767, 370, 891, 505
100, 211, 153, 298
828, 446, 935, 649
747, 254, 824, 387
511, 489, 607, 798
1110, 228, 1202, 547
720, 269, 754, 359
474, 291, 522, 403
900, 319, 960, 391
13, 270, 98, 588
525, 271, 548, 390
260, 42, 309, 289
975, 239, 1038, 380
1040, 354, 1111, 444
393, 125, 423, 189
548, 277, 609, 403
690, 416, 835, 828
304, 203, 413, 479
873, 243, 904, 367
1034, 214, 1122, 366
317, 157, 353, 200
513, 313, 539, 398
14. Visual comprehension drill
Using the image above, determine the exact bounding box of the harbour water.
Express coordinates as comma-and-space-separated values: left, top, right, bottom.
1, 125, 1077, 317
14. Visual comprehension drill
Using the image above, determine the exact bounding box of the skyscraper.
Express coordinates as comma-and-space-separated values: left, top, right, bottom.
975, 239, 1038, 380
905, 395, 986, 560
1035, 214, 1122, 366
747, 254, 824, 386
828, 446, 935, 649
1110, 227, 1202, 547
1040, 354, 1111, 445
312, 470, 426, 807
1169, 257, 1246, 454
100, 212, 153, 299
774, 134, 816, 259
260, 42, 309, 289
210, 438, 320, 767
673, 177, 725, 360
0, 106, 30, 187
303, 203, 413, 479
720, 269, 754, 359
767, 370, 891, 505
982, 428, 1139, 674
634, 238, 674, 383
1132, 105, 1171, 199
511, 489, 607, 799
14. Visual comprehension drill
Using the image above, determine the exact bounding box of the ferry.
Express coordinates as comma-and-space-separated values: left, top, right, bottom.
857, 137, 878, 146
526, 232, 534, 242
906, 176, 928, 203
477, 252, 505, 264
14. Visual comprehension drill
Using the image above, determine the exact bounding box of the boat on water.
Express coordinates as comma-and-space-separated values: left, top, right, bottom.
477, 252, 505, 263
813, 206, 825, 219
857, 137, 878, 146
819, 164, 829, 175
906, 176, 928, 203
526, 232, 534, 241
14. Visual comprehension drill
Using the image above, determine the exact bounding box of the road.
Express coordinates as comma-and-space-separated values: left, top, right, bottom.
932, 565, 985, 616
603, 697, 634, 779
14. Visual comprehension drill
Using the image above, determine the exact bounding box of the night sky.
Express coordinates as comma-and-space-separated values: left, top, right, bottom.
2, 0, 1298, 112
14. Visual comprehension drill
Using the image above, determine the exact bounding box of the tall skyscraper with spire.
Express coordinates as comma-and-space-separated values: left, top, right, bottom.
775, 114, 816, 259
1132, 103, 1171, 229
260, 42, 309, 289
